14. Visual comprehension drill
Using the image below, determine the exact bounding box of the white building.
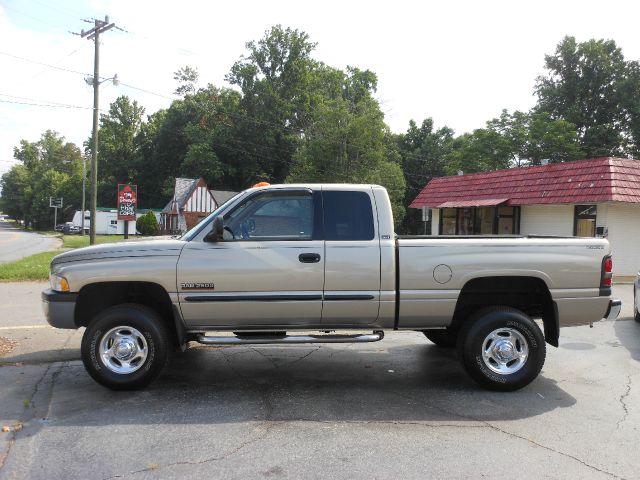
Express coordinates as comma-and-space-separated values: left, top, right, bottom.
410, 157, 640, 278
72, 209, 161, 235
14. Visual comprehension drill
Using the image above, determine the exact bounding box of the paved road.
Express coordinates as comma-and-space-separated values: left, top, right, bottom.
0, 283, 638, 479
0, 222, 61, 263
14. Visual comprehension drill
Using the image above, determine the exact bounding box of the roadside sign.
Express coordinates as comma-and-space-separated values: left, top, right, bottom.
117, 184, 137, 220
49, 197, 63, 208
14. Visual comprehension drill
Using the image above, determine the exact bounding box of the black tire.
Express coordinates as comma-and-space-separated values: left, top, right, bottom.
423, 329, 458, 348
81, 304, 170, 390
457, 306, 546, 392
634, 287, 640, 322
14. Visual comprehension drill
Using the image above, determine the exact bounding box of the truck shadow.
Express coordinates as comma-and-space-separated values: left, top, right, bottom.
48, 342, 576, 426
613, 317, 640, 361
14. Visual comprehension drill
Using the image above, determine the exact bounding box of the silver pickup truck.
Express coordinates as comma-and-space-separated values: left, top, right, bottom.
42, 184, 621, 391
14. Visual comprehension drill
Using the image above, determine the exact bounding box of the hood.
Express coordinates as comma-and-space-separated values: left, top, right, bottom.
51, 239, 186, 265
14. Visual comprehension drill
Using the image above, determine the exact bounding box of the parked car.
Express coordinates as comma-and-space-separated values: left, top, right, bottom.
62, 222, 81, 234
635, 272, 640, 322
54, 224, 65, 232
42, 183, 621, 391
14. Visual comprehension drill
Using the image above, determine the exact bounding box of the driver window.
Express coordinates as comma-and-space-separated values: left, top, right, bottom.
222, 191, 314, 241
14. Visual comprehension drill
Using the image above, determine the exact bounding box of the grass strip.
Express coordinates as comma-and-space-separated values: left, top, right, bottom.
0, 235, 127, 281
0, 251, 59, 281
61, 235, 125, 249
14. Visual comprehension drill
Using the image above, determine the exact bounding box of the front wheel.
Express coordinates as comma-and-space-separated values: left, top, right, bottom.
81, 304, 170, 390
457, 307, 546, 391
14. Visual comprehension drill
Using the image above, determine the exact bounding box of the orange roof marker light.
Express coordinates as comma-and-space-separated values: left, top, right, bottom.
253, 182, 270, 188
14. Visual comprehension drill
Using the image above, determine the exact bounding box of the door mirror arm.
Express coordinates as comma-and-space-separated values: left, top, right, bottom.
204, 216, 224, 242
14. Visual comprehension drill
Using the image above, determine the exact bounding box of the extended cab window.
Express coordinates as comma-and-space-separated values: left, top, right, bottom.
323, 191, 375, 241
223, 191, 314, 240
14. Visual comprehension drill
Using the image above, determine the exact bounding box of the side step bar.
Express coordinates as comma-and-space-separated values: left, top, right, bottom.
196, 331, 384, 345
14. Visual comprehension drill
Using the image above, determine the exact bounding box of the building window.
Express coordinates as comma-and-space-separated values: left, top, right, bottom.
457, 208, 474, 235
110, 220, 117, 225
439, 206, 520, 235
497, 206, 518, 235
574, 205, 597, 237
441, 209, 457, 235
475, 207, 494, 234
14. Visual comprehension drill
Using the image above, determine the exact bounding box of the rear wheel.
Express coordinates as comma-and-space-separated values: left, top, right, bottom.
423, 328, 457, 348
457, 306, 545, 391
81, 304, 170, 390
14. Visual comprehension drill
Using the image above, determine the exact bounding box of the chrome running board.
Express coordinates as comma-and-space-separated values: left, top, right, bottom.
196, 331, 384, 345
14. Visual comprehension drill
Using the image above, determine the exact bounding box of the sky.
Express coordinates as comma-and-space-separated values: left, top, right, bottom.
2, 0, 640, 178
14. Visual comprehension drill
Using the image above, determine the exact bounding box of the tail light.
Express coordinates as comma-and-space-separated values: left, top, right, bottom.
601, 255, 613, 288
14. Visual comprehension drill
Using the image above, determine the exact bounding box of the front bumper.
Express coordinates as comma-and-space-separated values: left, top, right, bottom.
41, 289, 78, 329
604, 298, 622, 321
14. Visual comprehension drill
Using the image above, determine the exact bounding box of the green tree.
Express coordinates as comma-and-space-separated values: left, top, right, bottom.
226, 25, 319, 182
620, 60, 640, 157
535, 36, 629, 157
91, 96, 145, 207
0, 164, 30, 221
2, 131, 83, 228
396, 118, 454, 233
444, 110, 584, 175
173, 66, 199, 96
444, 127, 512, 175
287, 69, 406, 225
134, 85, 251, 209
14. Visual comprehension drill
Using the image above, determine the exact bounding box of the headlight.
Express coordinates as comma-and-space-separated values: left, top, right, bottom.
50, 274, 70, 292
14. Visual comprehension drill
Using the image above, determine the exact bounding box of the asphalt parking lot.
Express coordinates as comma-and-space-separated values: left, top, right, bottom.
0, 282, 638, 479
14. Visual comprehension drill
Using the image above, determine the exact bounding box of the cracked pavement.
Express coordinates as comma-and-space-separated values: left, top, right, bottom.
0, 282, 639, 479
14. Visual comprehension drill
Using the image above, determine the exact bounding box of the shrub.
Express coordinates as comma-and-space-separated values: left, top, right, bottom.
136, 211, 159, 236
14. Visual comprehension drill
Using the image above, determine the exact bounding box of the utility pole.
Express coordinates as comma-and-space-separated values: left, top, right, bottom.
80, 156, 86, 236
80, 16, 115, 245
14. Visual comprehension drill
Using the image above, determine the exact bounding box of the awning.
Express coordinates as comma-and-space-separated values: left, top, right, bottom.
436, 198, 509, 208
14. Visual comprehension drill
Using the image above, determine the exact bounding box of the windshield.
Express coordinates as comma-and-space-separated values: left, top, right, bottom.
179, 190, 247, 241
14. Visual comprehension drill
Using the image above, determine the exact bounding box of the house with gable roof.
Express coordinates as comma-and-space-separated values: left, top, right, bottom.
160, 177, 237, 234
410, 157, 640, 277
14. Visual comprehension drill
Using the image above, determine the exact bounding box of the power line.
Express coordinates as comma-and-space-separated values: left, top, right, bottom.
0, 50, 177, 101
26, 44, 90, 82
119, 82, 174, 100
0, 91, 105, 111
0, 50, 88, 76
0, 98, 93, 110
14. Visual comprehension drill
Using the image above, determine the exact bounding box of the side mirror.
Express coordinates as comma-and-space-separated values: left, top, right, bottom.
204, 216, 224, 242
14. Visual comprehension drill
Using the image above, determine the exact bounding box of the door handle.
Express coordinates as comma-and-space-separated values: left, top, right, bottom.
299, 253, 321, 263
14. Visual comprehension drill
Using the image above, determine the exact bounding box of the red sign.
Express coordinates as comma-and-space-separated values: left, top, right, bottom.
117, 184, 137, 220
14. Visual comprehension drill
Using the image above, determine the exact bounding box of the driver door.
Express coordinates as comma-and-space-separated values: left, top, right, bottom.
177, 189, 324, 329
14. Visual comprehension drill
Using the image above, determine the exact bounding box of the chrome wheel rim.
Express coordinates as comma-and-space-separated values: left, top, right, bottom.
99, 326, 148, 374
481, 327, 528, 375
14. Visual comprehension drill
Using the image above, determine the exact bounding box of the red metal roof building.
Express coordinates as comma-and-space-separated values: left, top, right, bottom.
410, 157, 640, 209
410, 157, 640, 276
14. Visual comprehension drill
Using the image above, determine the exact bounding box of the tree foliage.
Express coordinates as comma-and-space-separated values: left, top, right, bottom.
287, 67, 406, 224
535, 36, 634, 157
92, 96, 146, 207
1, 131, 83, 228
444, 110, 584, 175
